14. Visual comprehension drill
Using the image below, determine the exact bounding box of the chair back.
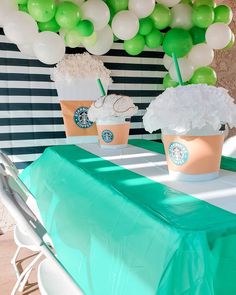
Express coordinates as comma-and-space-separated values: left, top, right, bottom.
0, 151, 34, 202
0, 167, 84, 294
0, 151, 18, 179
0, 166, 45, 242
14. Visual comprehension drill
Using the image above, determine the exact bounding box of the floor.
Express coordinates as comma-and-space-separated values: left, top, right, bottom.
0, 231, 40, 295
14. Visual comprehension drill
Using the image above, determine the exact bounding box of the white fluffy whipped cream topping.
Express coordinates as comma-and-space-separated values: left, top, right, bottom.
51, 53, 112, 85
88, 94, 138, 121
143, 84, 236, 134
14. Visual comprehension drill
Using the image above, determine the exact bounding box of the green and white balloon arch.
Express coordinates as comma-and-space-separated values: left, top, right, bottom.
0, 0, 234, 88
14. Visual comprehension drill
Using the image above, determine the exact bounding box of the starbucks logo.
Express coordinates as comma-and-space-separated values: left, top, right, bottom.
102, 130, 113, 143
168, 142, 188, 166
74, 107, 93, 129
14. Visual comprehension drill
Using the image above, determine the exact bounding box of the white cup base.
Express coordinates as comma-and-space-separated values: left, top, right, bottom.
66, 136, 98, 144
169, 170, 219, 182
99, 144, 128, 149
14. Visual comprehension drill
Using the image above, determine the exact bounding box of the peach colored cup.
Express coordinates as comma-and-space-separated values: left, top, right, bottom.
162, 131, 224, 181
96, 118, 130, 148
60, 100, 98, 137
56, 79, 108, 142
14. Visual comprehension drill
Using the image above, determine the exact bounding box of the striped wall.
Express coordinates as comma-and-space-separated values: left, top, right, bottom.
0, 28, 167, 170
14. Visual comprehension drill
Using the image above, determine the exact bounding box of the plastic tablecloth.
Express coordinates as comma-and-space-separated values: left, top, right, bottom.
20, 140, 236, 295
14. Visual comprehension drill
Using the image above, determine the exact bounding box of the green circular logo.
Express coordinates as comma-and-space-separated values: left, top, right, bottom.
168, 142, 189, 166
74, 107, 93, 129
102, 130, 113, 143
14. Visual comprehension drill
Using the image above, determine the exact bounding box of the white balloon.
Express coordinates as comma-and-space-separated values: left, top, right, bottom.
81, 0, 110, 31
17, 43, 36, 58
188, 44, 214, 68
128, 0, 155, 18
85, 25, 113, 55
3, 12, 38, 45
163, 54, 172, 70
82, 32, 97, 47
206, 23, 232, 50
169, 58, 194, 82
170, 4, 193, 30
156, 0, 181, 8
33, 32, 65, 64
112, 11, 139, 40
0, 0, 17, 27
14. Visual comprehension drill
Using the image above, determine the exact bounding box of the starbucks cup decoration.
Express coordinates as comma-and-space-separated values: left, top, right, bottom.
143, 84, 236, 181
51, 53, 112, 142
88, 94, 138, 148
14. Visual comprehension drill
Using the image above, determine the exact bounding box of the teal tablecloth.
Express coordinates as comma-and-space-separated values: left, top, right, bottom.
20, 140, 236, 295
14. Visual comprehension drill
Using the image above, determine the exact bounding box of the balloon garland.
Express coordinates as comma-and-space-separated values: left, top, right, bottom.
0, 0, 234, 88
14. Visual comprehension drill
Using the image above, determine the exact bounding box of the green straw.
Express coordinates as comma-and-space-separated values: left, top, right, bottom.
97, 78, 106, 96
172, 52, 183, 86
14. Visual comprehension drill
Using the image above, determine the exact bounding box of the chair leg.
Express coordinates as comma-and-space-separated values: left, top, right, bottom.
11, 252, 43, 295
11, 246, 21, 278
18, 266, 33, 292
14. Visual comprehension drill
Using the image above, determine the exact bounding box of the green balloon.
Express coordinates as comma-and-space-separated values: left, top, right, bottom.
17, 0, 28, 4
214, 5, 233, 24
150, 4, 172, 30
193, 0, 216, 8
145, 29, 163, 49
163, 28, 193, 58
18, 4, 28, 12
76, 20, 94, 37
28, 0, 56, 22
55, 1, 80, 29
139, 18, 153, 36
38, 18, 60, 32
225, 32, 235, 49
65, 27, 82, 48
189, 26, 206, 44
124, 34, 145, 56
113, 34, 119, 41
163, 73, 179, 89
181, 0, 193, 5
190, 67, 217, 85
106, 0, 128, 13
192, 5, 214, 28
108, 6, 116, 25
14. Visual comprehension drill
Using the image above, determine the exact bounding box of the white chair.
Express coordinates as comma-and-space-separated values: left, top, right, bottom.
38, 258, 83, 295
0, 153, 46, 293
0, 151, 19, 179
0, 168, 84, 295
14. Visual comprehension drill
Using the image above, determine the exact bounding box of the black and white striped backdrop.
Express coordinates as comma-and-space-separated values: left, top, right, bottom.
0, 28, 167, 170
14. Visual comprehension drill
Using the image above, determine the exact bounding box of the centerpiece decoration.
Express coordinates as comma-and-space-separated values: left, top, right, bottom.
143, 84, 236, 181
51, 53, 112, 142
0, 0, 235, 155
88, 88, 138, 148
1, 0, 234, 89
